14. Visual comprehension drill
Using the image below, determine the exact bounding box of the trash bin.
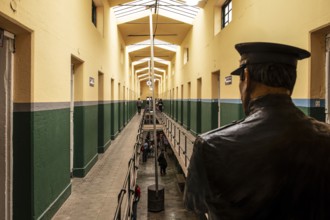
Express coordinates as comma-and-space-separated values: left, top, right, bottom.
147, 184, 165, 212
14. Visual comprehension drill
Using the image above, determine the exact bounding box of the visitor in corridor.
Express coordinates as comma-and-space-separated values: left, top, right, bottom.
142, 141, 148, 162
136, 98, 143, 115
157, 150, 167, 175
184, 42, 330, 220
131, 184, 141, 220
158, 99, 163, 112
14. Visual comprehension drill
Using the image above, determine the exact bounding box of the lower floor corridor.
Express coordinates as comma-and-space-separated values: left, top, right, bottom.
53, 112, 196, 219
136, 147, 198, 220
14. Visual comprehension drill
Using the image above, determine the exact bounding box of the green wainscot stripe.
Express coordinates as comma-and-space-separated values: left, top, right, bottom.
129, 101, 136, 118
119, 101, 123, 131
171, 100, 174, 118
166, 98, 326, 137
220, 102, 244, 126
36, 184, 71, 220
111, 102, 120, 139
182, 100, 191, 130
13, 111, 32, 219
189, 100, 202, 135
98, 103, 111, 153
297, 106, 326, 122
73, 105, 98, 177
173, 100, 178, 122
13, 108, 72, 220
178, 100, 183, 125
200, 101, 218, 133
163, 100, 170, 115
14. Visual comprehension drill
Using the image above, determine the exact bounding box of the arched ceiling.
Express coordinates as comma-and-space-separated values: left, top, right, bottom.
110, 0, 206, 83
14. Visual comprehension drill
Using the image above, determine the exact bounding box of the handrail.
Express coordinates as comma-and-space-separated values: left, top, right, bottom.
113, 110, 145, 220
114, 109, 196, 219
156, 112, 196, 174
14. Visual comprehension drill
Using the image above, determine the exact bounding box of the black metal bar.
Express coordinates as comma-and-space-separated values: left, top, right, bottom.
185, 135, 187, 167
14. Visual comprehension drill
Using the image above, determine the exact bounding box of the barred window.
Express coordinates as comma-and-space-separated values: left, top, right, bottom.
92, 1, 97, 27
222, 0, 232, 28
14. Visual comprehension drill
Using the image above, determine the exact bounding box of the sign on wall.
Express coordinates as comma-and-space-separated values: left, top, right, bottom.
89, 77, 95, 87
225, 76, 232, 85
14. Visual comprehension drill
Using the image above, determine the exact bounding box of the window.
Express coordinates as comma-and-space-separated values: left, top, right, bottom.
222, 0, 232, 28
184, 47, 189, 64
91, 1, 104, 35
92, 1, 97, 27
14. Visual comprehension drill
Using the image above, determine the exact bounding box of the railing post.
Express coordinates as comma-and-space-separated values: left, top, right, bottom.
185, 136, 187, 167
127, 168, 131, 219
178, 130, 181, 156
117, 193, 121, 220
170, 121, 172, 140
173, 126, 176, 147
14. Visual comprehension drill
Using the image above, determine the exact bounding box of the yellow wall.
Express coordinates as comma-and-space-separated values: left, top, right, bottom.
2, 0, 330, 103
0, 0, 130, 102
164, 0, 330, 100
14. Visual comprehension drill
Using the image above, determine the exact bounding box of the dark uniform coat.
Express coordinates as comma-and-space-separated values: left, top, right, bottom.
184, 94, 330, 220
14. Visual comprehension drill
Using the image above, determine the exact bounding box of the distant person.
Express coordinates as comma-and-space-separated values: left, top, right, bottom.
163, 137, 169, 152
142, 141, 148, 162
184, 42, 330, 219
131, 184, 141, 220
136, 98, 143, 115
157, 150, 167, 175
158, 99, 163, 112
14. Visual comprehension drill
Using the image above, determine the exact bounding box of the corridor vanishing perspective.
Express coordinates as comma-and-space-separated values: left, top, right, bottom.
1, 0, 330, 219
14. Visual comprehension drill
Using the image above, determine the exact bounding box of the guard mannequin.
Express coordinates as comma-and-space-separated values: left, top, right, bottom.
184, 42, 330, 220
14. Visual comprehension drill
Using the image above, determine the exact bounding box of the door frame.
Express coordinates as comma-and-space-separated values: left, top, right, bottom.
0, 29, 15, 220
326, 34, 330, 124
70, 64, 74, 175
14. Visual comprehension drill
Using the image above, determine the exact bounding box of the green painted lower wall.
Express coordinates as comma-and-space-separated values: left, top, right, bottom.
13, 108, 71, 220
163, 100, 170, 115
200, 101, 218, 133
220, 102, 245, 126
182, 100, 190, 130
178, 100, 183, 125
165, 98, 326, 138
98, 103, 111, 153
12, 100, 136, 220
298, 106, 326, 122
111, 102, 119, 139
190, 100, 202, 135
73, 105, 98, 177
13, 111, 32, 219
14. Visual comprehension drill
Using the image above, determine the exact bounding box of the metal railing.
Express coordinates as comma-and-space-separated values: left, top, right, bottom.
113, 110, 196, 220
113, 111, 145, 220
156, 112, 196, 175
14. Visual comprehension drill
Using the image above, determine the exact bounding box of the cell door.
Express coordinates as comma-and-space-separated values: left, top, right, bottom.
70, 64, 74, 175
212, 70, 221, 128
0, 29, 15, 220
326, 34, 330, 124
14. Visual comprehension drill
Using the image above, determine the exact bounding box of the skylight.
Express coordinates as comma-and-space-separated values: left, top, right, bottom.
127, 39, 177, 52
113, 0, 200, 24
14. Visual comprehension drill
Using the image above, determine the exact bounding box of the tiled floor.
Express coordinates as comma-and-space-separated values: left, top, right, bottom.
52, 112, 198, 220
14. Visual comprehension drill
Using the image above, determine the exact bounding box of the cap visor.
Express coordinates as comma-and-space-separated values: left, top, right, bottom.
230, 66, 244, 75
